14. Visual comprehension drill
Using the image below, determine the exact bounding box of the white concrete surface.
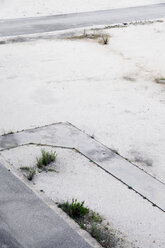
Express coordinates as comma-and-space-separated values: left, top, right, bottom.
0, 20, 165, 182
0, 123, 164, 211
1, 144, 165, 248
0, 0, 164, 19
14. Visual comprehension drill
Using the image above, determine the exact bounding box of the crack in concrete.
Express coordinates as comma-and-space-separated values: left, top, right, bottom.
0, 122, 164, 212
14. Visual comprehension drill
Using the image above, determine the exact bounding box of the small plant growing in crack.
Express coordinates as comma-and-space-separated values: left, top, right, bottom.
37, 149, 56, 169
20, 167, 36, 181
58, 199, 118, 248
20, 149, 57, 180
102, 34, 109, 45
58, 198, 89, 218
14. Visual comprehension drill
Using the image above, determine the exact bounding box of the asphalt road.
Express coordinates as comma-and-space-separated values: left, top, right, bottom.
0, 3, 165, 37
0, 162, 92, 248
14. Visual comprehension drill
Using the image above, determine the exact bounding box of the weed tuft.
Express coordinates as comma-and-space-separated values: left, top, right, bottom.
20, 149, 56, 180
58, 199, 118, 248
102, 34, 109, 45
37, 149, 56, 169
90, 224, 116, 247
20, 167, 36, 181
88, 211, 102, 224
58, 198, 89, 218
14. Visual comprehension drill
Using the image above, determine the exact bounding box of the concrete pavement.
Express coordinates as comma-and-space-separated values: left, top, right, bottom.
0, 122, 165, 212
0, 3, 165, 37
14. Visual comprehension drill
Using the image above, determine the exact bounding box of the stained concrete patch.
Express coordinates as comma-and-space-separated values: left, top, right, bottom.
130, 150, 153, 167
86, 146, 115, 163
0, 134, 19, 150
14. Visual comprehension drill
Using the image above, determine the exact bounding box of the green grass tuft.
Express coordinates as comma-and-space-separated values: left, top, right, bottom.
58, 199, 118, 248
20, 167, 36, 181
37, 149, 56, 169
88, 211, 102, 224
58, 198, 89, 218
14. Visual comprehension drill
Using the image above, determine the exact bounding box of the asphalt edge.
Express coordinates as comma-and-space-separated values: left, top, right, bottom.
0, 155, 102, 248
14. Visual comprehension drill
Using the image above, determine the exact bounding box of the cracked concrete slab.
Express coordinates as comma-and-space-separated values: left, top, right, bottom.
0, 162, 93, 248
0, 122, 164, 211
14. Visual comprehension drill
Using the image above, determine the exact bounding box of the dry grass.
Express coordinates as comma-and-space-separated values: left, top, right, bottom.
67, 30, 110, 45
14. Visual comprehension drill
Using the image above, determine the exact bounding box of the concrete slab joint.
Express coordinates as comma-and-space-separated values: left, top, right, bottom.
0, 122, 164, 213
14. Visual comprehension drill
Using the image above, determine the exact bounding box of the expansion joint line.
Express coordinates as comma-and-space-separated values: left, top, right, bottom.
0, 141, 164, 213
